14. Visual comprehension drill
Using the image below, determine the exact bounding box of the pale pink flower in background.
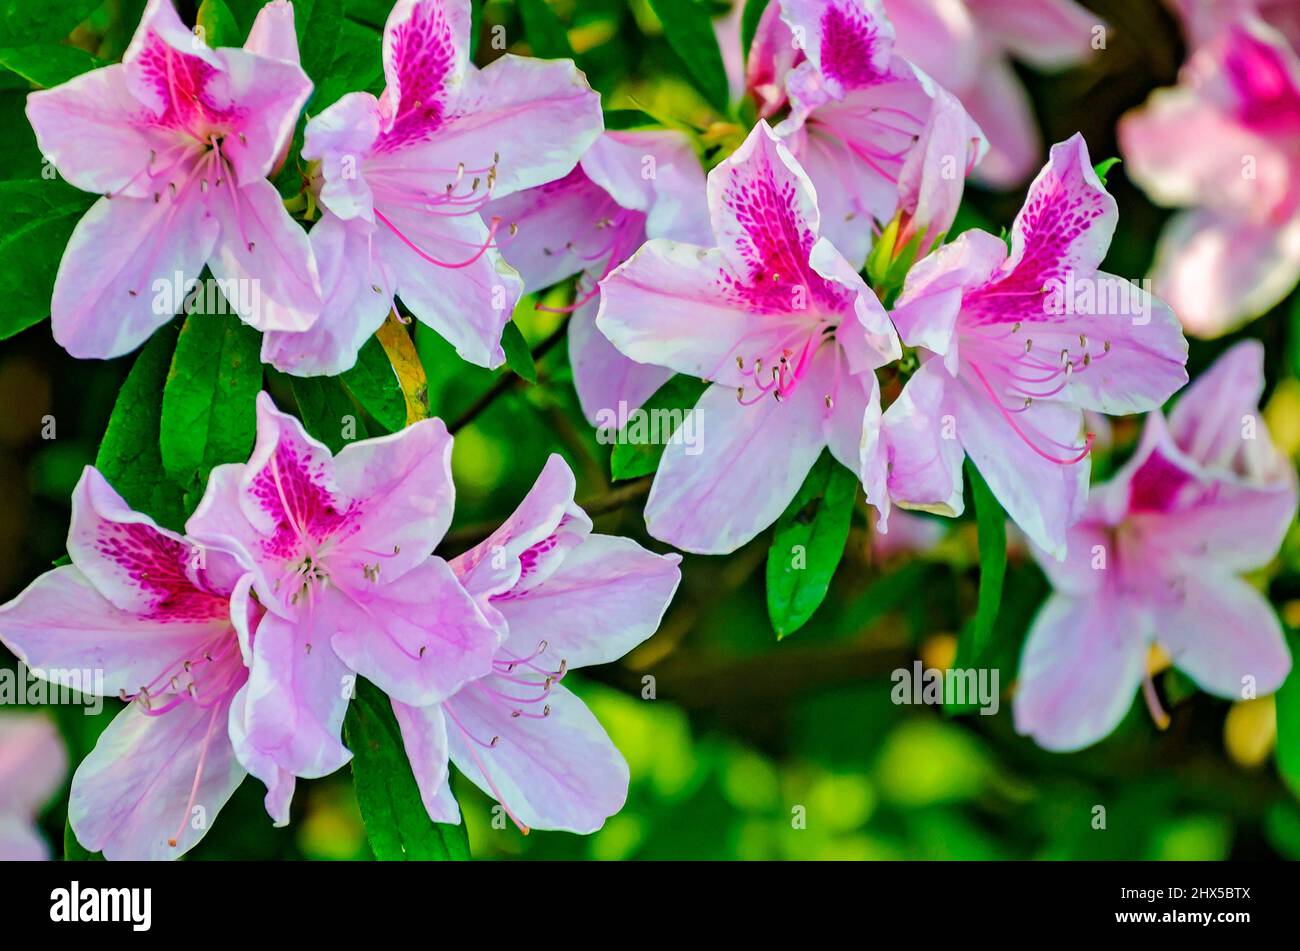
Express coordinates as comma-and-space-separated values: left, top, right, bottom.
738, 0, 986, 267
597, 121, 900, 554
186, 393, 500, 788
488, 129, 711, 424
393, 455, 681, 833
1120, 18, 1300, 337
0, 468, 278, 860
883, 0, 1101, 188
884, 134, 1188, 558
0, 714, 67, 860
1014, 341, 1296, 751
262, 0, 602, 376
26, 0, 320, 359
871, 509, 948, 561
1172, 0, 1300, 50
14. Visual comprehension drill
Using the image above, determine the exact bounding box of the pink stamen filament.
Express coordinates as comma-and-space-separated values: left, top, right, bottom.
443, 701, 531, 834
968, 362, 1094, 465
375, 208, 501, 269
168, 698, 224, 848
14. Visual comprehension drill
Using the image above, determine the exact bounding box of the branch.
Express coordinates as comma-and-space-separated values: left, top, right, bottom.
447, 322, 568, 434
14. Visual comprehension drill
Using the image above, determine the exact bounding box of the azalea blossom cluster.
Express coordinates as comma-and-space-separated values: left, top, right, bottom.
0, 398, 681, 859
3, 0, 1296, 861
1121, 0, 1300, 337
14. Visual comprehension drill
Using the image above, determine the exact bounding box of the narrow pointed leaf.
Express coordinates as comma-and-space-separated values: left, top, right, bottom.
766, 451, 858, 638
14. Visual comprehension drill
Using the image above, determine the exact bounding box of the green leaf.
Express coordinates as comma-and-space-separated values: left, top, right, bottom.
1276, 631, 1300, 800
344, 677, 471, 861
740, 0, 768, 65
159, 308, 262, 511
342, 335, 408, 434
289, 375, 368, 453
647, 0, 732, 115
0, 0, 101, 46
518, 0, 575, 59
95, 322, 188, 532
609, 374, 707, 480
501, 320, 538, 384
1093, 157, 1121, 187
0, 45, 105, 87
63, 818, 104, 861
603, 108, 660, 130
0, 179, 95, 338
197, 0, 241, 48
960, 460, 1007, 663
766, 452, 858, 638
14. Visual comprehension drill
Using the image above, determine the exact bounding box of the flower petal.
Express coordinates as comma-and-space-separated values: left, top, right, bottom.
496, 534, 681, 671
644, 378, 827, 554
51, 193, 217, 359
68, 694, 245, 860
450, 454, 593, 600
1005, 133, 1117, 283
387, 53, 601, 200
1159, 572, 1291, 698
881, 358, 966, 517
374, 0, 473, 152
444, 682, 628, 834
948, 374, 1090, 560
207, 177, 322, 334
244, 604, 352, 778
377, 201, 520, 368
228, 683, 296, 825
331, 416, 456, 582
330, 557, 500, 707
1150, 208, 1300, 338
0, 714, 67, 818
261, 213, 394, 376
1012, 592, 1147, 752
391, 700, 460, 823
25, 64, 160, 197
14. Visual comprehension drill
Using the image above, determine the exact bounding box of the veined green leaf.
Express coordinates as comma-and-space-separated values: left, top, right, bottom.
95, 322, 188, 532
342, 334, 408, 433
0, 179, 94, 339
501, 320, 538, 384
160, 307, 262, 512
647, 0, 732, 115
518, 0, 575, 59
344, 677, 471, 861
766, 451, 858, 639
289, 375, 369, 453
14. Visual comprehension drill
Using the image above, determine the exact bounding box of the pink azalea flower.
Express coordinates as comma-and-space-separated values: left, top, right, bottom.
262, 0, 602, 376
0, 468, 278, 860
1013, 341, 1296, 751
26, 0, 321, 359
884, 134, 1188, 558
597, 121, 901, 554
0, 714, 67, 860
488, 129, 711, 424
741, 0, 986, 267
1172, 0, 1300, 51
1119, 18, 1300, 337
883, 0, 1101, 188
185, 393, 500, 788
393, 455, 681, 833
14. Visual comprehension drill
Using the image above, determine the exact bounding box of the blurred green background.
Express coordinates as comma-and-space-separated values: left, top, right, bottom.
3, 0, 1300, 860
